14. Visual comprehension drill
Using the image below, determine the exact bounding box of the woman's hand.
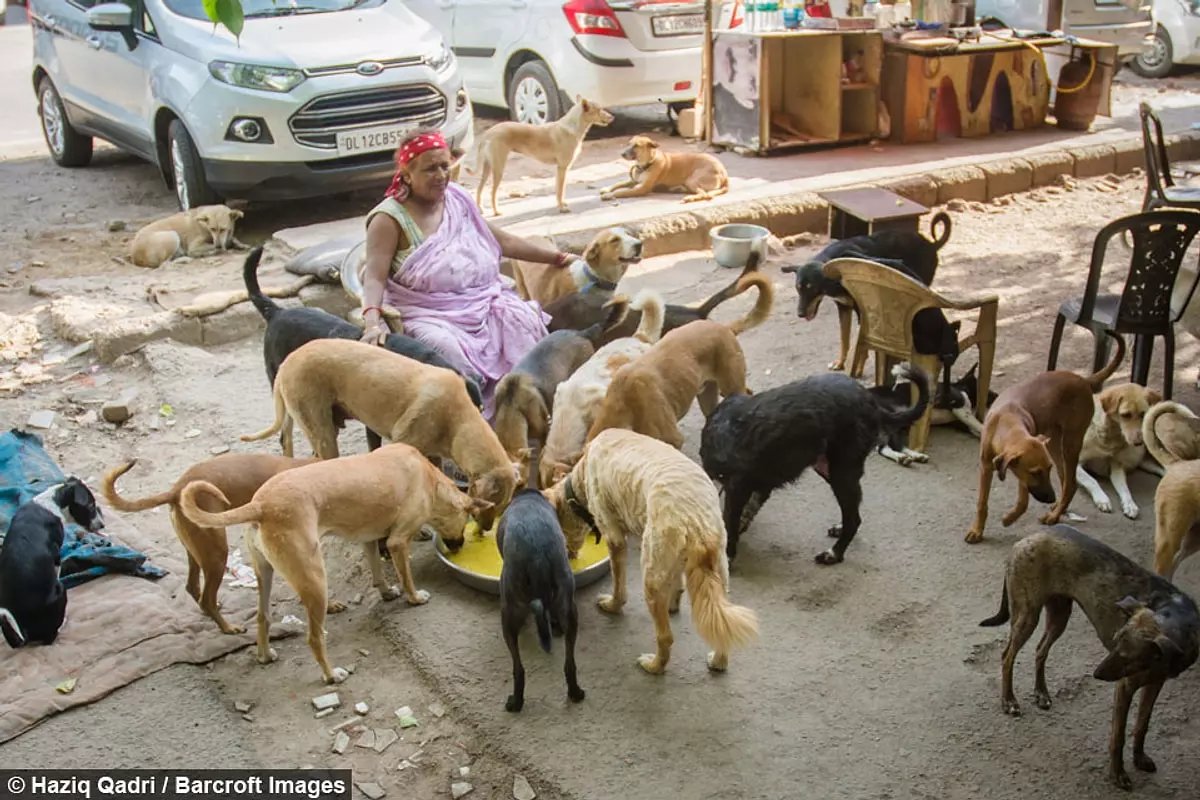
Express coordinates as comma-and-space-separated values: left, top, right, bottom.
360, 322, 388, 346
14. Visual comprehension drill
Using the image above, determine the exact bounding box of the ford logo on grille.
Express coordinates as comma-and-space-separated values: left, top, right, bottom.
356, 61, 384, 76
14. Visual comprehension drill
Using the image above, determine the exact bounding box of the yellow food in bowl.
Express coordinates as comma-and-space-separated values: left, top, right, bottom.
441, 520, 608, 580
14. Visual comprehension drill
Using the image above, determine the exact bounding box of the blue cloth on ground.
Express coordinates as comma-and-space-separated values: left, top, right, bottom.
0, 429, 167, 588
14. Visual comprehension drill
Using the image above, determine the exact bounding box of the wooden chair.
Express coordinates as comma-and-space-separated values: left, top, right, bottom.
823, 257, 999, 452
1047, 209, 1200, 399
1140, 102, 1200, 213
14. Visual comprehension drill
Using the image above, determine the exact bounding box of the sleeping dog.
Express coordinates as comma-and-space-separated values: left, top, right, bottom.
0, 478, 105, 648
782, 212, 952, 375
243, 246, 484, 451
867, 361, 993, 465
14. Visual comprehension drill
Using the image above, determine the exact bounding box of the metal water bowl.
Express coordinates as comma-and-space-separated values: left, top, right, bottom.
710, 223, 770, 269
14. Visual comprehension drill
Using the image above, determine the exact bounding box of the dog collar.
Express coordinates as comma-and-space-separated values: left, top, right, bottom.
563, 475, 602, 544
578, 262, 617, 294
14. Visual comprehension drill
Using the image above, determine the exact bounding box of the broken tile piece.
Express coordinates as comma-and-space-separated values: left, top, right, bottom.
457, 767, 470, 779
356, 783, 386, 800
513, 775, 536, 800
28, 410, 56, 429
315, 708, 335, 719
358, 648, 371, 657
328, 718, 367, 735
313, 692, 341, 711
241, 714, 255, 723
428, 701, 446, 719
184, 429, 202, 439
373, 729, 398, 754
210, 444, 230, 455
451, 782, 473, 800
234, 700, 252, 713
332, 732, 350, 755
355, 701, 369, 715
355, 729, 377, 750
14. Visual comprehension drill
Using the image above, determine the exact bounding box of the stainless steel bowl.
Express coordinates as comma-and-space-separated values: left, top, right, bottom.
434, 534, 611, 596
710, 223, 770, 269
339, 239, 367, 302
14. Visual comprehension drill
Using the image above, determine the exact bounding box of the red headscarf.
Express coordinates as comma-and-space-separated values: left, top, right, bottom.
385, 132, 449, 200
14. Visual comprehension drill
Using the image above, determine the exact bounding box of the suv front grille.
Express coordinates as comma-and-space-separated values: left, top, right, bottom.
289, 85, 447, 149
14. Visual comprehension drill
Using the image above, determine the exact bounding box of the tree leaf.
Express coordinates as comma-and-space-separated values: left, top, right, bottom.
216, 0, 245, 38
201, 0, 220, 25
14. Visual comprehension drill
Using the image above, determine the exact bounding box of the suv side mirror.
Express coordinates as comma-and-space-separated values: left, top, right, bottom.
87, 3, 137, 50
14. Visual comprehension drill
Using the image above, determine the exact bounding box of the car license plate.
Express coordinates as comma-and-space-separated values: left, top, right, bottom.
335, 124, 413, 157
652, 13, 704, 36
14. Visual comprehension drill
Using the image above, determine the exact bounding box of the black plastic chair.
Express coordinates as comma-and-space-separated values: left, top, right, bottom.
1140, 102, 1200, 213
1047, 209, 1200, 399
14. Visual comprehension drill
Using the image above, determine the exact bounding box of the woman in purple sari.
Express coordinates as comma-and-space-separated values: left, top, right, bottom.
358, 131, 573, 417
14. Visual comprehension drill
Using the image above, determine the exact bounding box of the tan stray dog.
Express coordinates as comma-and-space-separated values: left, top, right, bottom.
544, 429, 758, 674
240, 338, 517, 527
102, 453, 316, 633
511, 227, 642, 307
966, 333, 1125, 544
129, 205, 247, 268
539, 290, 665, 487
178, 443, 490, 684
1145, 401, 1200, 578
586, 280, 773, 449
1075, 382, 1163, 519
472, 96, 614, 215
599, 135, 730, 204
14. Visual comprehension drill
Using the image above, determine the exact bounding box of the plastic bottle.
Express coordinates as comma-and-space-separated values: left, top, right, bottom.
743, 0, 756, 31
863, 0, 878, 23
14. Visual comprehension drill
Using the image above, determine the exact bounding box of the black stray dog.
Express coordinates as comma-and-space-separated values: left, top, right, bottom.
244, 246, 484, 452
0, 478, 105, 648
497, 486, 585, 713
700, 364, 930, 564
544, 252, 765, 346
866, 361, 992, 465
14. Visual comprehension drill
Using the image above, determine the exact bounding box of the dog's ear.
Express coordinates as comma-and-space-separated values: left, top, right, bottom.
1116, 595, 1145, 618
1146, 388, 1163, 406
1100, 391, 1121, 415
230, 209, 245, 221
581, 238, 600, 264
579, 97, 589, 111
993, 453, 1016, 481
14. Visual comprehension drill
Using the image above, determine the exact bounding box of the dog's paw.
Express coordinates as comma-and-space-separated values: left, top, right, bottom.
1109, 768, 1134, 791
637, 654, 667, 675
964, 529, 984, 544
326, 600, 348, 614
1121, 500, 1139, 520
558, 205, 571, 214
1002, 698, 1022, 717
1039, 511, 1062, 526
329, 666, 350, 685
1035, 690, 1052, 711
406, 589, 431, 606
379, 585, 403, 601
505, 695, 524, 713
814, 549, 843, 566
257, 647, 278, 665
828, 360, 846, 371
706, 651, 729, 672
223, 623, 247, 635
568, 686, 586, 703
597, 594, 623, 614
904, 450, 929, 464
599, 192, 613, 201
1133, 751, 1157, 773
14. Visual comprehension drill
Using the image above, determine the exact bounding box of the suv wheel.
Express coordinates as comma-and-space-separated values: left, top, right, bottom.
508, 61, 563, 125
38, 77, 93, 167
167, 119, 220, 210
1131, 27, 1173, 79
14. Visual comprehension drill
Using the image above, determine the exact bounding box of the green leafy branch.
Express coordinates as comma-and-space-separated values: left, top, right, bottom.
202, 0, 245, 37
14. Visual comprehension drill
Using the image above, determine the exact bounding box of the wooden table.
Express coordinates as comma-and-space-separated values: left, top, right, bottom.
819, 187, 929, 238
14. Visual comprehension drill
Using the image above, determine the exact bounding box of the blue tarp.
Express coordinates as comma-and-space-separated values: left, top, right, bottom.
0, 429, 167, 588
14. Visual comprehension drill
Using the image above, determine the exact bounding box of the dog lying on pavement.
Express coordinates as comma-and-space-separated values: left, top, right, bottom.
0, 478, 105, 648
1144, 401, 1200, 579
599, 135, 730, 204
979, 524, 1200, 790
130, 205, 247, 268
781, 212, 952, 374
498, 487, 585, 712
102, 453, 317, 632
240, 338, 517, 528
178, 443, 488, 684
1075, 382, 1163, 520
545, 429, 758, 674
966, 333, 1124, 544
511, 227, 642, 308
867, 362, 994, 465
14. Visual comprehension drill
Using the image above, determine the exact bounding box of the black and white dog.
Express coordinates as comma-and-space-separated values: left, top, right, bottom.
0, 478, 104, 648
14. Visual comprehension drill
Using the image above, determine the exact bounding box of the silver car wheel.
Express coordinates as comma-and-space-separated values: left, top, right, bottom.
514, 77, 549, 125
41, 88, 64, 158
1141, 34, 1169, 69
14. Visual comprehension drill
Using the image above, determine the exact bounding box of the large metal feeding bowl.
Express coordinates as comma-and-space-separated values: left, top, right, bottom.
339, 239, 367, 302
710, 223, 770, 269
434, 523, 611, 597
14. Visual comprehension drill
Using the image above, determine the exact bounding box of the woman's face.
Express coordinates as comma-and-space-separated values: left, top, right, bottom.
403, 147, 452, 202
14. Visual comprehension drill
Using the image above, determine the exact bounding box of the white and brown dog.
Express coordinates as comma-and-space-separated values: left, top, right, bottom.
1075, 382, 1163, 519
510, 227, 642, 308
130, 204, 247, 268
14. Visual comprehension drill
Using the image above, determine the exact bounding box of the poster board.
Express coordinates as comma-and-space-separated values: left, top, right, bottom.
710, 31, 762, 151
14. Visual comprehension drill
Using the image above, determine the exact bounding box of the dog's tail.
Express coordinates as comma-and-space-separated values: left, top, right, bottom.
240, 379, 288, 444
929, 212, 952, 250
632, 289, 665, 344
686, 541, 759, 656
178, 480, 261, 529
726, 273, 774, 335
0, 608, 26, 648
494, 373, 549, 454
978, 578, 1010, 627
1084, 331, 1126, 392
1143, 401, 1197, 468
101, 459, 177, 513
876, 363, 931, 429
242, 246, 280, 322
695, 251, 761, 319
580, 296, 631, 347
529, 599, 553, 654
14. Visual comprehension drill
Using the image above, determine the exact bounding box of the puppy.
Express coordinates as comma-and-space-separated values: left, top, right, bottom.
545, 252, 769, 345
966, 334, 1125, 544
178, 444, 489, 684
539, 290, 665, 487
472, 96, 614, 215
493, 299, 629, 477
545, 429, 758, 674
0, 478, 105, 648
511, 227, 642, 308
700, 364, 930, 563
1075, 382, 1163, 519
586, 289, 772, 449
781, 212, 952, 373
130, 205, 246, 268
240, 338, 517, 528
244, 246, 484, 452
497, 488, 585, 712
1145, 401, 1200, 579
102, 453, 316, 633
980, 524, 1200, 790
599, 135, 730, 204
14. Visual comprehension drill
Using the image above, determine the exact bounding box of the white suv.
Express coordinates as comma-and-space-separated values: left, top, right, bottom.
28, 0, 473, 209
405, 0, 704, 124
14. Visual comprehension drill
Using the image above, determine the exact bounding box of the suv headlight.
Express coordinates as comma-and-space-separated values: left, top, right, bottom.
208, 61, 306, 93
425, 42, 454, 72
